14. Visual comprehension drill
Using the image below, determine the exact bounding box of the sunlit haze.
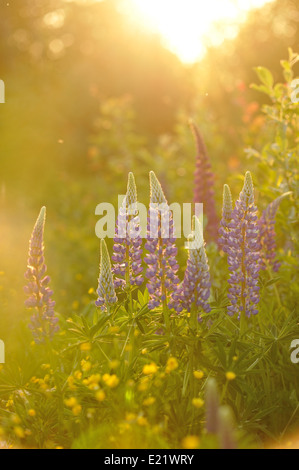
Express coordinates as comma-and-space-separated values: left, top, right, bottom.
120, 0, 274, 63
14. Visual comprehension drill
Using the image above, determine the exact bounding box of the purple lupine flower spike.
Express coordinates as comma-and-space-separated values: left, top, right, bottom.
226, 172, 261, 320
219, 184, 233, 253
112, 172, 143, 289
258, 192, 292, 272
24, 207, 59, 344
205, 378, 219, 434
96, 239, 117, 311
145, 171, 181, 313
190, 120, 219, 242
180, 215, 211, 315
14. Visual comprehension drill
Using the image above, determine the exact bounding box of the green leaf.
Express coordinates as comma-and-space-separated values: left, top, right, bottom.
265, 277, 281, 287
254, 66, 274, 88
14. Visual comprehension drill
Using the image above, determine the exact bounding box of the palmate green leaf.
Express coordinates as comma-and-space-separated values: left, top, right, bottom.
254, 66, 274, 88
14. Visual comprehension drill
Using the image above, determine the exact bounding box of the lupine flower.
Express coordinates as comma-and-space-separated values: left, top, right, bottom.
218, 406, 237, 449
219, 184, 233, 252
95, 239, 117, 311
24, 207, 59, 344
190, 120, 218, 241
144, 171, 181, 312
258, 192, 292, 272
112, 172, 143, 289
205, 377, 219, 434
225, 172, 261, 319
179, 215, 211, 314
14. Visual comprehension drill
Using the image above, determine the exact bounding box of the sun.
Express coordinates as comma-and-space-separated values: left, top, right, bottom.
122, 0, 273, 63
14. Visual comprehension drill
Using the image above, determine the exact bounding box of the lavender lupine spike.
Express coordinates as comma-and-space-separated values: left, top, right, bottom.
219, 184, 233, 252
226, 172, 261, 321
24, 207, 59, 344
258, 192, 292, 272
145, 171, 181, 313
180, 216, 211, 315
96, 239, 117, 310
190, 120, 218, 241
218, 406, 237, 449
205, 378, 219, 434
112, 172, 143, 289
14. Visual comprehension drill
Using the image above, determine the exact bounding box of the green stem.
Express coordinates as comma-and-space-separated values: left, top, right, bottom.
266, 263, 282, 308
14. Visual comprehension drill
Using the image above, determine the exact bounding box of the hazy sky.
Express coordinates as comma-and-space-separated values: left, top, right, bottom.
120, 0, 274, 63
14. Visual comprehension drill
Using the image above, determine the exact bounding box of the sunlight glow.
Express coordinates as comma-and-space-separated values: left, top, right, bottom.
122, 0, 274, 63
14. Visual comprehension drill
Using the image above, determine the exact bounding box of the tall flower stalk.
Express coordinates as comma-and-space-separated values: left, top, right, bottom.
24, 207, 59, 344
95, 239, 117, 311
180, 216, 211, 326
219, 184, 233, 252
145, 171, 181, 325
225, 172, 261, 333
112, 172, 143, 290
258, 192, 292, 272
190, 120, 218, 241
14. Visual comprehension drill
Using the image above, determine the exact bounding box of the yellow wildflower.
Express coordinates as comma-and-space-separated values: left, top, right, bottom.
72, 405, 82, 416
142, 363, 158, 375
14, 426, 25, 439
182, 435, 200, 449
109, 360, 120, 370
125, 412, 137, 422
102, 374, 119, 388
81, 359, 92, 372
165, 357, 178, 373
28, 409, 36, 417
12, 414, 21, 424
74, 370, 82, 380
226, 371, 236, 381
193, 370, 204, 379
192, 398, 204, 408
67, 375, 76, 390
64, 397, 78, 408
138, 377, 149, 391
137, 416, 148, 426
95, 390, 106, 402
143, 396, 156, 406
80, 342, 92, 352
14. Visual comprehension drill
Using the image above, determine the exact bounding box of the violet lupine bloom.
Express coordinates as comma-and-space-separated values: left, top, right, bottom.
180, 216, 211, 314
226, 172, 261, 318
24, 207, 59, 344
190, 120, 219, 242
112, 172, 143, 289
219, 184, 233, 253
258, 192, 291, 272
145, 171, 181, 312
95, 239, 117, 311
